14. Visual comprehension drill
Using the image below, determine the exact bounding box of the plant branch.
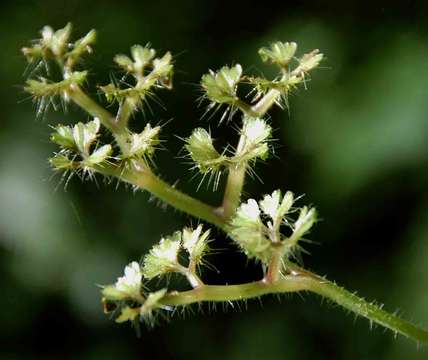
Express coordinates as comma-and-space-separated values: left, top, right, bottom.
222, 162, 247, 219
251, 88, 281, 117
66, 85, 125, 135
93, 162, 227, 231
159, 268, 428, 344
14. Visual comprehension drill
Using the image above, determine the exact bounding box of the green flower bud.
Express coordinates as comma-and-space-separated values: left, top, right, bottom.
258, 41, 297, 67
50, 22, 72, 57
185, 128, 227, 174
84, 144, 112, 166
131, 45, 156, 73
182, 225, 210, 265
114, 54, 134, 72
66, 29, 96, 67
115, 306, 140, 323
140, 288, 168, 318
24, 71, 87, 98
21, 44, 44, 62
102, 261, 143, 301
288, 206, 317, 244
259, 190, 295, 222
49, 153, 76, 170
201, 64, 242, 104
278, 191, 294, 218
121, 124, 160, 159
72, 118, 100, 155
234, 118, 271, 163
51, 124, 75, 149
152, 52, 173, 79
294, 50, 323, 75
142, 234, 182, 279
230, 199, 272, 263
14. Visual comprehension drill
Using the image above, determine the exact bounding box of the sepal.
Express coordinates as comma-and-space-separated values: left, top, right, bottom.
258, 41, 297, 67
185, 128, 227, 174
201, 64, 242, 104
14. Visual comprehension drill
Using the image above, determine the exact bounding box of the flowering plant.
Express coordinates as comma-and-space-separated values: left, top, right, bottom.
21, 23, 428, 344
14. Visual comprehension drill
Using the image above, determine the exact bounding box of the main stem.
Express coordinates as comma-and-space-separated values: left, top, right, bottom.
67, 85, 227, 228
160, 268, 428, 344
68, 83, 428, 343
221, 87, 283, 219
94, 162, 227, 231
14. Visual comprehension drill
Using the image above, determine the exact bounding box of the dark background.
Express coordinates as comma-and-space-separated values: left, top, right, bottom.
1, 0, 428, 359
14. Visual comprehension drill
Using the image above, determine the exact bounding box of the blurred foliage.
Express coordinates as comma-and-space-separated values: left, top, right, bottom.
1, 0, 428, 358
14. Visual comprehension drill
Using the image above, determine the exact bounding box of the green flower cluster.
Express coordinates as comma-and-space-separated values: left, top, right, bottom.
230, 190, 317, 263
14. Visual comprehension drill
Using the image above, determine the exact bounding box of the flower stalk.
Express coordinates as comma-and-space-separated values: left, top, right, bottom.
22, 24, 428, 345
159, 268, 428, 344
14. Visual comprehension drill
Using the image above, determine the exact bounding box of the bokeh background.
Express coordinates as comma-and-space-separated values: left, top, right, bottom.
1, 0, 428, 359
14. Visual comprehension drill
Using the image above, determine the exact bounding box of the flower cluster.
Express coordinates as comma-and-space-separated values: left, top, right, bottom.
230, 190, 317, 263
49, 118, 112, 175
100, 45, 173, 109
101, 261, 170, 324
102, 225, 210, 324
142, 225, 210, 283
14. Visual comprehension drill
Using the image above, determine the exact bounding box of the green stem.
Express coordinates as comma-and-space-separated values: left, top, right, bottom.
251, 88, 281, 117
221, 80, 284, 218
307, 272, 428, 344
94, 162, 227, 231
159, 268, 428, 344
116, 96, 138, 128
66, 85, 127, 137
66, 85, 226, 229
264, 249, 282, 283
222, 162, 247, 219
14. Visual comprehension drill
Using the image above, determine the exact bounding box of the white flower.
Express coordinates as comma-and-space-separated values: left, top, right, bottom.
115, 261, 142, 293
243, 118, 270, 144
152, 238, 180, 262
259, 190, 281, 219
239, 199, 261, 221
182, 225, 210, 264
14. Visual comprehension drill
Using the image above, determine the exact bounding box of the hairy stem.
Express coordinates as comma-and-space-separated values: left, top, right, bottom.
94, 162, 227, 231
116, 97, 138, 128
66, 85, 126, 135
265, 250, 282, 283
222, 162, 247, 219
159, 268, 428, 344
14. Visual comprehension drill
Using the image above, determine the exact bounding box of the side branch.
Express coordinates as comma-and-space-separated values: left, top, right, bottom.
158, 269, 428, 344
66, 85, 127, 136
94, 162, 227, 231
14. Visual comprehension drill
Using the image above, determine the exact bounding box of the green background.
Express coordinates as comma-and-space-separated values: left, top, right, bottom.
1, 0, 428, 359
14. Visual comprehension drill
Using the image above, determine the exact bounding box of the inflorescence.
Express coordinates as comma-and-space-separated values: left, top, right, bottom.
21, 24, 428, 344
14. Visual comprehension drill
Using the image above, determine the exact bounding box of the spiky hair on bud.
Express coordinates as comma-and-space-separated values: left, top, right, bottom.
120, 123, 161, 161
233, 117, 272, 164
201, 64, 242, 105
49, 118, 113, 184
247, 41, 324, 109
100, 45, 173, 113
184, 127, 229, 190
102, 261, 144, 302
142, 233, 182, 279
200, 64, 244, 123
182, 224, 211, 267
24, 71, 88, 115
142, 225, 212, 280
258, 41, 297, 68
101, 261, 171, 326
230, 190, 317, 264
22, 23, 96, 74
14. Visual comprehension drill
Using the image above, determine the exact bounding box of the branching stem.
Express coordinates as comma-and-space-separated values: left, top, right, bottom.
93, 162, 227, 231
160, 268, 428, 344
222, 162, 247, 219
